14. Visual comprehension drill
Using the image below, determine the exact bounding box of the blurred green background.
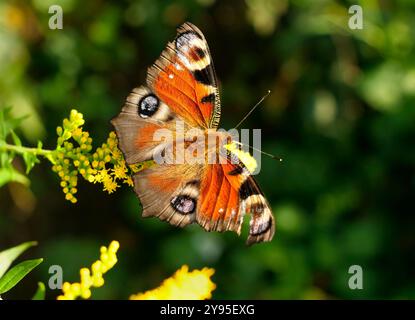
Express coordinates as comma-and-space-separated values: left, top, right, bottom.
1, 0, 415, 299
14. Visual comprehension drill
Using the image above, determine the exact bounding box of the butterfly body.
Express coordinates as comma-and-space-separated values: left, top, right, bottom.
112, 22, 275, 245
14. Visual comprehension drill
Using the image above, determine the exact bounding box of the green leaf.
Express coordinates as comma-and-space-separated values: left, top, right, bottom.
0, 167, 30, 188
10, 130, 22, 147
23, 152, 40, 174
32, 282, 46, 300
0, 259, 43, 294
0, 107, 10, 140
0, 241, 38, 278
0, 151, 12, 168
0, 107, 28, 141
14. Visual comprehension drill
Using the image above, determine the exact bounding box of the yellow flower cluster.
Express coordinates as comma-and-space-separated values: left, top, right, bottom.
88, 131, 134, 193
224, 142, 258, 173
52, 110, 90, 203
57, 240, 120, 300
51, 109, 138, 202
129, 265, 216, 300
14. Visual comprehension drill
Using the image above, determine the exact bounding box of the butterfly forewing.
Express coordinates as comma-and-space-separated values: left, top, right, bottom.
147, 23, 221, 129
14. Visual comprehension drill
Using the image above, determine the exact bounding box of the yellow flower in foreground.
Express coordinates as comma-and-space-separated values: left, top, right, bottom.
57, 240, 120, 300
130, 265, 216, 300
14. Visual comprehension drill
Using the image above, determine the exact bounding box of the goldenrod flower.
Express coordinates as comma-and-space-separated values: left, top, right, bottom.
129, 265, 216, 300
112, 164, 127, 179
103, 176, 118, 193
51, 109, 145, 202
124, 176, 134, 187
57, 240, 120, 300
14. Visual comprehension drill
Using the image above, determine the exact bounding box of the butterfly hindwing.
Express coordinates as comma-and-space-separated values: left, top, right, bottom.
133, 164, 204, 227
197, 158, 275, 245
130, 158, 275, 245
238, 175, 275, 245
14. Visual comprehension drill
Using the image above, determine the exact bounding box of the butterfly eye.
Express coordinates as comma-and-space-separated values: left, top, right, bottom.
138, 94, 159, 118
171, 195, 196, 214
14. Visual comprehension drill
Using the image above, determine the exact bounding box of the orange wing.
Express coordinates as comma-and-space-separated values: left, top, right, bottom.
198, 160, 275, 245
113, 23, 221, 164
147, 22, 221, 129
132, 164, 204, 228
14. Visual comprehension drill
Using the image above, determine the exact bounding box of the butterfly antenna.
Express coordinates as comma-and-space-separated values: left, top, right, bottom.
234, 90, 271, 129
232, 141, 283, 162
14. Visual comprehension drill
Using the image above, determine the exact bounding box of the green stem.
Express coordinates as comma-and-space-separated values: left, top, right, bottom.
0, 143, 54, 157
